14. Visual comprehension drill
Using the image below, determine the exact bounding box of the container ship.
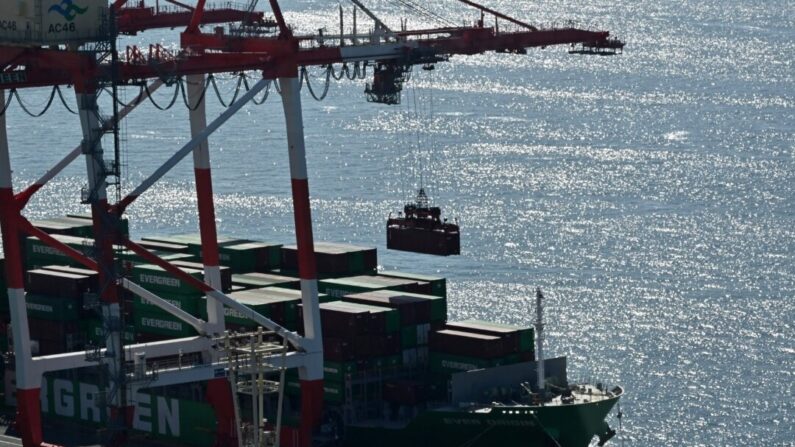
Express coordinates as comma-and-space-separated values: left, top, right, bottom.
0, 215, 621, 447
0, 1, 625, 446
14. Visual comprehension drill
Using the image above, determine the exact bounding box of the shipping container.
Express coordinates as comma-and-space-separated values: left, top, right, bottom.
28, 218, 93, 238
170, 260, 232, 292
429, 329, 512, 359
134, 309, 198, 338
0, 1, 110, 49
445, 320, 534, 353
219, 242, 282, 273
25, 293, 80, 321
64, 213, 130, 237
319, 301, 400, 334
318, 275, 426, 300
428, 352, 495, 374
383, 379, 427, 406
231, 272, 299, 290
344, 289, 447, 324
82, 318, 136, 346
131, 264, 205, 296
323, 360, 361, 381
26, 269, 94, 299
281, 242, 377, 277
135, 239, 191, 253
199, 287, 303, 329
40, 264, 99, 291
133, 292, 204, 317
25, 234, 93, 268
141, 234, 249, 258
379, 270, 447, 297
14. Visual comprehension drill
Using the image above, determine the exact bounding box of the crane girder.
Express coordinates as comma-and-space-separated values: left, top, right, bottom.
0, 3, 619, 91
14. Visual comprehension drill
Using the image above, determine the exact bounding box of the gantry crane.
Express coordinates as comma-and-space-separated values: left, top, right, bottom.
0, 1, 623, 446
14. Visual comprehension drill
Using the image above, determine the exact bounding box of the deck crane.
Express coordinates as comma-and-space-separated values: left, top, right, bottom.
0, 1, 623, 446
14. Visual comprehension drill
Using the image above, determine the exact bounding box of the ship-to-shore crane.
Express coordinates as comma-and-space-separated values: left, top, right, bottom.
0, 1, 623, 446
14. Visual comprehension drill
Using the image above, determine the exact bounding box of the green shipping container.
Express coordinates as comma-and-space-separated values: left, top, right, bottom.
323, 360, 359, 381
231, 272, 299, 290
318, 276, 421, 299
379, 270, 447, 297
135, 310, 198, 338
132, 264, 205, 296
219, 242, 282, 273
429, 352, 495, 374
133, 292, 204, 317
401, 325, 418, 347
83, 319, 136, 345
25, 294, 80, 321
142, 234, 249, 258
25, 235, 92, 268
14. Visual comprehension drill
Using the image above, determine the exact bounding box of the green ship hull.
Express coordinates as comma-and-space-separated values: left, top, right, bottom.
335, 386, 622, 447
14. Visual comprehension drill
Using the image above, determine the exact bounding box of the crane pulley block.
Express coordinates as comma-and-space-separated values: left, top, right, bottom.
365, 63, 409, 105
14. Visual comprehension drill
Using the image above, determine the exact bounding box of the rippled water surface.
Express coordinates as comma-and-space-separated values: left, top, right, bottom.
1, 0, 793, 445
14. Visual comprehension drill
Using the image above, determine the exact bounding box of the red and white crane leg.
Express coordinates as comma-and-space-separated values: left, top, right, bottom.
279, 76, 324, 446
187, 74, 224, 339
186, 73, 238, 446
0, 90, 43, 447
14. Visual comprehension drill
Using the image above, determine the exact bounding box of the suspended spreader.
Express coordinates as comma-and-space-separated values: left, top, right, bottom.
387, 189, 460, 256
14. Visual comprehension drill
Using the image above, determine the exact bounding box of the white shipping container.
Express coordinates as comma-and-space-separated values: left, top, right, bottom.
0, 0, 108, 45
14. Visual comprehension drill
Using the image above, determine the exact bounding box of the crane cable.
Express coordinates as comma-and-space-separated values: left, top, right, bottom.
390, 0, 457, 27
1, 62, 358, 117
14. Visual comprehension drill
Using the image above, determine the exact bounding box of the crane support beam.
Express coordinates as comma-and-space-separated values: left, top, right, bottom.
0, 26, 611, 90
32, 337, 211, 373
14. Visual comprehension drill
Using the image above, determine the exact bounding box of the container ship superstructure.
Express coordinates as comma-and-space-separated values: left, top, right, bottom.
0, 1, 624, 446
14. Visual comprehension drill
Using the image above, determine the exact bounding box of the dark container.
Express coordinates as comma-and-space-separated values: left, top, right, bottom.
343, 291, 432, 326
369, 333, 401, 357
445, 320, 534, 353
383, 380, 428, 406
429, 329, 511, 359
281, 242, 377, 277
40, 265, 99, 292
386, 219, 460, 256
323, 337, 356, 362
231, 272, 300, 290
135, 240, 191, 253
219, 242, 282, 273
170, 260, 233, 293
26, 269, 93, 299
302, 302, 370, 338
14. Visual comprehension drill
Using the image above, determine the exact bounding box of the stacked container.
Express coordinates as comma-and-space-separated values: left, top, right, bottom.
202, 287, 320, 332
378, 270, 447, 297
318, 275, 429, 299
342, 290, 448, 370
281, 242, 377, 278
219, 242, 282, 273
231, 272, 300, 290
428, 320, 535, 376
130, 263, 209, 340
293, 300, 402, 403
21, 268, 96, 355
